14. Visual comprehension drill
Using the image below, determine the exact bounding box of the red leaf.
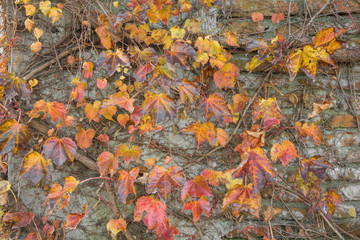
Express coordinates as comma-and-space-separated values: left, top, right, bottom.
271, 13, 284, 24
233, 148, 275, 193
135, 63, 154, 82
96, 78, 107, 90
252, 97, 283, 128
97, 50, 130, 76
270, 140, 299, 166
43, 137, 77, 166
146, 165, 185, 200
116, 168, 138, 203
251, 12, 264, 22
82, 61, 93, 79
134, 196, 167, 230
181, 176, 213, 201
64, 212, 86, 230
102, 92, 135, 113
3, 212, 35, 229
142, 91, 176, 124
214, 62, 239, 89
200, 93, 231, 124
201, 168, 224, 187
24, 233, 40, 240
182, 196, 210, 222
20, 151, 53, 185
164, 41, 197, 70
97, 151, 118, 177
222, 184, 261, 218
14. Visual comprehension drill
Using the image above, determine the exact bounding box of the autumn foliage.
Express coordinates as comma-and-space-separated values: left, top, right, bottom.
0, 0, 349, 239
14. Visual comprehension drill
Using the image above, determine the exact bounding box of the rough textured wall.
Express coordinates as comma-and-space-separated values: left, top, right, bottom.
3, 0, 360, 239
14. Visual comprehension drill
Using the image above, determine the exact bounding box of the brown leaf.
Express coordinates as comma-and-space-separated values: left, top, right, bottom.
264, 206, 282, 221
308, 100, 330, 118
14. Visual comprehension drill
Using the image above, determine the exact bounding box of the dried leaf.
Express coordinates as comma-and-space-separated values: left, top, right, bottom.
97, 152, 118, 177
0, 119, 31, 155
64, 212, 86, 230
270, 140, 299, 166
295, 121, 323, 145
20, 151, 53, 185
308, 100, 330, 118
43, 137, 77, 166
181, 176, 213, 201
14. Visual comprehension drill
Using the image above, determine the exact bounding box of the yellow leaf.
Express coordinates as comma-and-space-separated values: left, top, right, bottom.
170, 26, 185, 39
24, 18, 34, 32
49, 7, 62, 23
24, 4, 36, 16
39, 1, 51, 16
33, 28, 43, 40
113, 1, 119, 8
29, 79, 38, 88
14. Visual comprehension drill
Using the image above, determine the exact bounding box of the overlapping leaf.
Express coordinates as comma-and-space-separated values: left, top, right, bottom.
316, 190, 343, 216
270, 140, 299, 166
182, 196, 210, 222
181, 176, 212, 201
233, 148, 275, 193
134, 195, 167, 230
200, 93, 231, 124
97, 49, 130, 76
102, 92, 135, 113
142, 91, 176, 124
97, 152, 118, 177
3, 211, 35, 229
107, 218, 127, 239
178, 78, 199, 105
182, 121, 217, 148
64, 212, 86, 230
295, 121, 323, 145
115, 144, 141, 163
0, 72, 31, 101
222, 184, 261, 218
146, 165, 185, 200
213, 63, 239, 89
252, 97, 283, 128
0, 119, 31, 155
300, 155, 333, 181
20, 151, 53, 185
43, 137, 77, 166
164, 41, 197, 70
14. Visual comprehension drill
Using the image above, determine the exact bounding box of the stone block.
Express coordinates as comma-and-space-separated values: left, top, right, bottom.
307, 0, 360, 14
327, 166, 360, 181
223, 0, 299, 17
220, 20, 266, 35
340, 184, 360, 200
328, 114, 359, 128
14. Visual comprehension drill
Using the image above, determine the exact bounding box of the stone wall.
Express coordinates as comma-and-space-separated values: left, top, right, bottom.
3, 0, 360, 239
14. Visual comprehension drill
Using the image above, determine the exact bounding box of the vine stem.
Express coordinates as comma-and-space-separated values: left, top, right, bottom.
79, 177, 112, 185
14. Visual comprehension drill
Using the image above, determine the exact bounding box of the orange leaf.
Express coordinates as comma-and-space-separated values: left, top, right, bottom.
178, 78, 199, 105
30, 41, 42, 53
102, 92, 135, 113
84, 101, 101, 123
316, 190, 343, 216
0, 72, 31, 101
146, 165, 185, 200
96, 26, 113, 50
271, 13, 284, 24
75, 128, 95, 149
308, 100, 330, 118
3, 211, 35, 229
182, 196, 210, 222
49, 7, 62, 24
43, 137, 77, 166
116, 168, 138, 203
216, 128, 228, 147
97, 152, 118, 177
97, 50, 130, 76
24, 233, 40, 240
313, 27, 346, 48
142, 91, 176, 124
201, 168, 224, 187
222, 183, 261, 218
252, 97, 283, 128
295, 121, 323, 145
182, 121, 217, 148
233, 148, 275, 193
251, 12, 264, 22
82, 61, 93, 79
0, 119, 31, 155
264, 206, 282, 221
213, 62, 239, 89
181, 176, 213, 201
107, 218, 127, 238
200, 93, 231, 124
134, 195, 167, 230
117, 114, 130, 128
164, 41, 197, 70
270, 140, 299, 166
115, 144, 141, 164
286, 49, 302, 81
225, 31, 239, 47
20, 151, 53, 185
64, 212, 86, 230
